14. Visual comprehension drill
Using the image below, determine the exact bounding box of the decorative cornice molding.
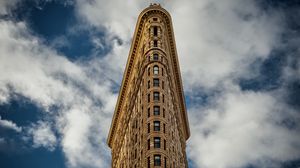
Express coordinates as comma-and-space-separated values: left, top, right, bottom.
107, 5, 190, 148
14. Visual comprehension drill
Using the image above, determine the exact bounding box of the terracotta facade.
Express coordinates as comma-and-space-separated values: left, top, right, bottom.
107, 4, 190, 168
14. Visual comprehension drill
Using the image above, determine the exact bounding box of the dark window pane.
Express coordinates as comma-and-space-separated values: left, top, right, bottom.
153, 92, 159, 101
154, 121, 160, 131
154, 40, 157, 47
154, 106, 160, 115
154, 26, 158, 36
154, 137, 161, 148
148, 80, 150, 89
154, 155, 161, 166
153, 53, 158, 60
153, 78, 159, 87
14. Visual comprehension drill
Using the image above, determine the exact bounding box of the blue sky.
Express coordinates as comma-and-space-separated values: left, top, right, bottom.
0, 0, 299, 168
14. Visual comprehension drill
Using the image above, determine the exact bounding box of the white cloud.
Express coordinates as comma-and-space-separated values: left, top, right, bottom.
0, 1, 299, 168
0, 20, 116, 168
0, 116, 22, 132
168, 0, 282, 90
28, 121, 57, 151
188, 84, 300, 168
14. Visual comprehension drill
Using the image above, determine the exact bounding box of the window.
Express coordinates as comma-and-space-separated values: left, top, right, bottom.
162, 67, 164, 76
163, 108, 165, 118
163, 94, 165, 103
154, 106, 160, 115
154, 155, 161, 166
164, 139, 166, 150
154, 137, 161, 148
162, 81, 164, 89
148, 139, 150, 150
148, 157, 150, 168
153, 18, 158, 21
153, 78, 159, 87
153, 65, 159, 75
148, 94, 150, 103
148, 67, 150, 76
148, 108, 150, 118
153, 53, 158, 60
154, 26, 158, 36
154, 40, 157, 47
153, 92, 159, 101
154, 121, 160, 131
164, 157, 167, 168
148, 123, 150, 133
163, 123, 166, 133
148, 80, 150, 89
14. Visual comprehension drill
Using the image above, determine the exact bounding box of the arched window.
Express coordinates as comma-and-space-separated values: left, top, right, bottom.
153, 65, 159, 75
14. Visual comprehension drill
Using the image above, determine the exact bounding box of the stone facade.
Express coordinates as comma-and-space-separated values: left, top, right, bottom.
107, 4, 190, 168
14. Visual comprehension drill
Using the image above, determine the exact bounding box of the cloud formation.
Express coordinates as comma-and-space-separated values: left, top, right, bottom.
0, 0, 299, 168
0, 19, 115, 167
28, 121, 57, 151
0, 116, 22, 132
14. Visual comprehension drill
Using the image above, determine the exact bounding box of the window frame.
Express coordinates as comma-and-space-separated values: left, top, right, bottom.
153, 65, 159, 75
153, 78, 159, 87
153, 92, 160, 101
154, 155, 161, 166
154, 137, 161, 148
153, 121, 160, 131
154, 106, 160, 116
153, 53, 159, 60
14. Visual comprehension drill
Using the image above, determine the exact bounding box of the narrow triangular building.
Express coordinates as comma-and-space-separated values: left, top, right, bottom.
107, 4, 190, 167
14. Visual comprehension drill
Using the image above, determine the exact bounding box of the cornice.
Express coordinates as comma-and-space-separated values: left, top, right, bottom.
107, 4, 190, 148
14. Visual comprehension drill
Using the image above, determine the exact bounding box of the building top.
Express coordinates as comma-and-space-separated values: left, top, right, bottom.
107, 4, 190, 148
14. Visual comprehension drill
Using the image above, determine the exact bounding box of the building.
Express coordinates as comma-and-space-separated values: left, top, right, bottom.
107, 4, 190, 168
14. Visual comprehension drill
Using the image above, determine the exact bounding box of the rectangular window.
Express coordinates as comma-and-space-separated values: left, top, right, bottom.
162, 81, 164, 89
153, 92, 159, 101
163, 108, 165, 118
164, 139, 166, 150
148, 139, 150, 150
148, 108, 150, 118
148, 94, 150, 103
148, 80, 150, 89
163, 123, 166, 133
154, 40, 157, 47
153, 66, 159, 75
153, 78, 159, 87
148, 123, 150, 133
154, 121, 160, 131
153, 53, 158, 60
162, 67, 164, 76
163, 94, 165, 103
154, 137, 161, 148
164, 157, 167, 168
154, 155, 161, 166
148, 157, 150, 168
154, 106, 160, 115
154, 26, 158, 36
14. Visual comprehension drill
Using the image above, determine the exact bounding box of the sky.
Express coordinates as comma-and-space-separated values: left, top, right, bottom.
0, 0, 299, 168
